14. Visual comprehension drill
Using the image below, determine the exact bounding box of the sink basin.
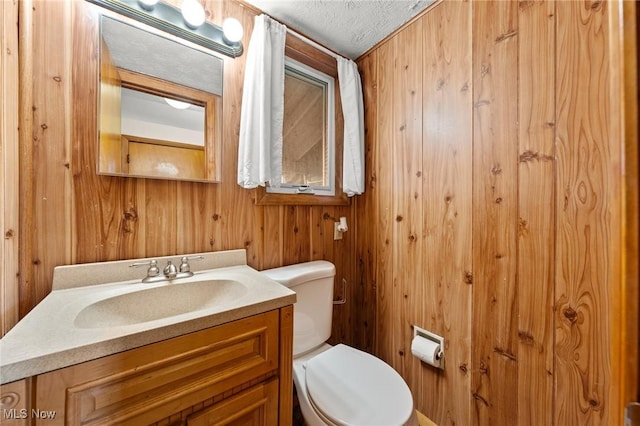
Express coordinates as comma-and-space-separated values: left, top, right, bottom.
74, 279, 247, 328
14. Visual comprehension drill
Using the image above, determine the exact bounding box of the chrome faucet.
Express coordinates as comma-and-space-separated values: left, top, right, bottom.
130, 256, 204, 283
163, 261, 177, 279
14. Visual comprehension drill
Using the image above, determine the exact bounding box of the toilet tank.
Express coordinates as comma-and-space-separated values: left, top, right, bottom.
261, 261, 335, 356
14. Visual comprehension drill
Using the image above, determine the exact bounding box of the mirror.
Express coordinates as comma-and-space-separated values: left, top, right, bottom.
98, 15, 223, 182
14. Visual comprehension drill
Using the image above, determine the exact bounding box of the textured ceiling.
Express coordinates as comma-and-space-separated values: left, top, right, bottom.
243, 0, 436, 59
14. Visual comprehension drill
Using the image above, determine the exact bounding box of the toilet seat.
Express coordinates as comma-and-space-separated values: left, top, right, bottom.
304, 344, 413, 426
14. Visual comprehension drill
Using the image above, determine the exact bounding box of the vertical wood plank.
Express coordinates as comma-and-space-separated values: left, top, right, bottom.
18, 0, 35, 318
621, 0, 639, 411
555, 0, 616, 424
517, 1, 555, 425
374, 39, 395, 365
471, 0, 519, 424
1, 0, 20, 335
421, 1, 472, 424
29, 0, 73, 308
354, 52, 377, 353
392, 17, 423, 393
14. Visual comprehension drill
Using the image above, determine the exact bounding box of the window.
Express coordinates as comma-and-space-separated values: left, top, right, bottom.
267, 57, 335, 196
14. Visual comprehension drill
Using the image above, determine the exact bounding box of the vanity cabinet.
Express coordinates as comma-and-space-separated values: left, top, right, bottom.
1, 307, 293, 426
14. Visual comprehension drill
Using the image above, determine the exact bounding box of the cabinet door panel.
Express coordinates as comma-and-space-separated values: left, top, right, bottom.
187, 379, 279, 426
35, 311, 279, 426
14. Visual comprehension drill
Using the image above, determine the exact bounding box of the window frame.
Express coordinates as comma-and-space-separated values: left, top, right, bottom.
254, 34, 349, 206
266, 57, 335, 197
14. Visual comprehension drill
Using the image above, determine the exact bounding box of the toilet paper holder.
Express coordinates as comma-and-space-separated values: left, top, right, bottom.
412, 325, 445, 369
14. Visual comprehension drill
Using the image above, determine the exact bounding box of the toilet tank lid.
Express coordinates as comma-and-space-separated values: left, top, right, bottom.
261, 260, 336, 288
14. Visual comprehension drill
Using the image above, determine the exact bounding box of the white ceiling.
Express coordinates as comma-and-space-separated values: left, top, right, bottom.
243, 0, 436, 59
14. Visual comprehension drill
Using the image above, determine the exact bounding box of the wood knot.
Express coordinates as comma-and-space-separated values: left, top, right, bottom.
52, 76, 62, 83
495, 197, 503, 204
5, 229, 14, 239
491, 164, 502, 175
399, 350, 405, 356
518, 331, 535, 346
123, 208, 138, 221
40, 123, 48, 130
212, 213, 220, 221
563, 307, 578, 324
33, 258, 41, 265
396, 215, 403, 222
459, 363, 468, 374
464, 271, 473, 284
408, 233, 417, 242
322, 212, 331, 220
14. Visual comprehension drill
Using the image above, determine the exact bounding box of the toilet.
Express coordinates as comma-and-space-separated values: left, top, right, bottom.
262, 261, 416, 426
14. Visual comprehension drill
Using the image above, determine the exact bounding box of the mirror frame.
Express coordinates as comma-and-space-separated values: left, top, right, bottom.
96, 9, 224, 182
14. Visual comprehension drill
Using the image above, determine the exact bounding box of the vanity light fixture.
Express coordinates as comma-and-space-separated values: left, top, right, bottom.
87, 0, 243, 57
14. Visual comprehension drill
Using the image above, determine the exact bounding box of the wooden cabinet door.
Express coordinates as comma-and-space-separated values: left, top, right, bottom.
186, 379, 279, 426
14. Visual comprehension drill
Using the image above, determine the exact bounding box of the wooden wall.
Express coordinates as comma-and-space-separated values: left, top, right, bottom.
356, 0, 627, 424
13, 0, 361, 351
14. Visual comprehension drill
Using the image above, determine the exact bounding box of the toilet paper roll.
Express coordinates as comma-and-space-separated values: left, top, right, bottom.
411, 335, 442, 368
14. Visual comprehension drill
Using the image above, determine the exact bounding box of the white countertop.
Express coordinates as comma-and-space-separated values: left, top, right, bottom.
0, 250, 296, 384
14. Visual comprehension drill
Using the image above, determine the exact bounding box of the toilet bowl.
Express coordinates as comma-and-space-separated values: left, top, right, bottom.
262, 261, 416, 426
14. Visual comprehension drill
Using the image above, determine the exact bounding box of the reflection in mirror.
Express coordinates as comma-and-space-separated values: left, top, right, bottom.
269, 57, 335, 196
98, 15, 223, 182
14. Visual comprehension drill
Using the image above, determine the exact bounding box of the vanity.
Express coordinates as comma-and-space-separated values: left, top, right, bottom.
0, 250, 296, 425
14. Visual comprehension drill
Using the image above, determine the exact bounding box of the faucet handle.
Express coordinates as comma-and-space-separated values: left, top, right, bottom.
130, 259, 160, 278
163, 261, 178, 279
179, 255, 204, 273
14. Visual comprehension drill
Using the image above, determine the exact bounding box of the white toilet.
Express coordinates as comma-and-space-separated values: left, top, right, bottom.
262, 261, 416, 426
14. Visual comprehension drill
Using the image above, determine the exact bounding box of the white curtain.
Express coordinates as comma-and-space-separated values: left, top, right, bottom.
237, 14, 287, 189
337, 57, 365, 197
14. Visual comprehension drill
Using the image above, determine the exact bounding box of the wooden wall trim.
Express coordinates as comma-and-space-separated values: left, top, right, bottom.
1, 0, 20, 336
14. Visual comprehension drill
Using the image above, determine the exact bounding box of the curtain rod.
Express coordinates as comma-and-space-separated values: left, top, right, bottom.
285, 27, 346, 62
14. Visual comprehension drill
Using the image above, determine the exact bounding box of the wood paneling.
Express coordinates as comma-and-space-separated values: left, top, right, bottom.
420, 2, 472, 424
15, 0, 362, 353
357, 0, 628, 424
517, 1, 555, 424
555, 1, 620, 424
471, 1, 519, 423
1, 0, 20, 335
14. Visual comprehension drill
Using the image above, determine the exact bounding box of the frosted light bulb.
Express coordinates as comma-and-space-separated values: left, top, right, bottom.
137, 0, 159, 11
222, 17, 243, 43
181, 0, 206, 29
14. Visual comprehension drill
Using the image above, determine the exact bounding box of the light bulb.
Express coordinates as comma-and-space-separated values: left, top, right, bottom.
164, 98, 191, 110
181, 0, 206, 29
222, 17, 243, 43
137, 0, 159, 11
